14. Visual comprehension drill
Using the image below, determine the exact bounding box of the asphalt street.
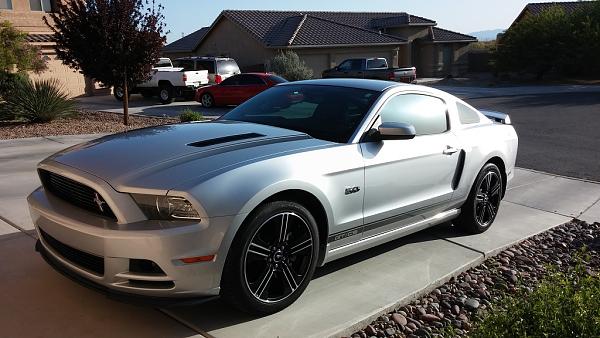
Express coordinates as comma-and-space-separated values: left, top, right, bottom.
466, 92, 600, 182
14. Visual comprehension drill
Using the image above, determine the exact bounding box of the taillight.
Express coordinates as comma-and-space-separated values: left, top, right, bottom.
182, 74, 187, 82
388, 72, 395, 80
215, 74, 222, 84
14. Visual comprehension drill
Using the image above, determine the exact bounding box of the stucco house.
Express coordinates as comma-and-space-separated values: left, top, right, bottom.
163, 10, 477, 78
0, 0, 94, 97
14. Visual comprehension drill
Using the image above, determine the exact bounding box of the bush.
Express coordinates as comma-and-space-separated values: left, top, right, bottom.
4, 78, 77, 122
179, 109, 203, 122
470, 263, 600, 337
269, 51, 313, 81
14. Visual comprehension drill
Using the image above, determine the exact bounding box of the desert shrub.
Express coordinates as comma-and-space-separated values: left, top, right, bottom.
4, 78, 77, 122
270, 51, 313, 81
470, 263, 600, 337
179, 108, 203, 122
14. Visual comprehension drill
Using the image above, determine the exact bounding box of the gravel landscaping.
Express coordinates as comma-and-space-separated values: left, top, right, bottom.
0, 111, 177, 140
349, 219, 600, 338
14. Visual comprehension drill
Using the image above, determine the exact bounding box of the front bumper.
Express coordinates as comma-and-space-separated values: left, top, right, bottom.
28, 186, 235, 299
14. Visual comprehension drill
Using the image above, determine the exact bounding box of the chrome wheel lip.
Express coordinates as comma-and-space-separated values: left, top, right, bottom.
243, 211, 314, 304
473, 170, 502, 228
115, 87, 124, 98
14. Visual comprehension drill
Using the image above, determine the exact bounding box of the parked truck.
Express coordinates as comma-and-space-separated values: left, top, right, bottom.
114, 60, 209, 104
322, 58, 416, 83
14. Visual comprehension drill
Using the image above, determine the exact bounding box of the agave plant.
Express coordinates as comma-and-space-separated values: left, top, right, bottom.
5, 78, 77, 122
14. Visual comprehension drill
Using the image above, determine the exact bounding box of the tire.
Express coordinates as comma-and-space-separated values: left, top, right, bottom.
140, 89, 153, 98
158, 84, 173, 104
455, 163, 503, 234
221, 201, 319, 315
200, 93, 214, 108
113, 86, 128, 101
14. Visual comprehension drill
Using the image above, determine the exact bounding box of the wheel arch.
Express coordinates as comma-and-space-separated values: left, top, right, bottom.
485, 156, 507, 198
158, 80, 172, 88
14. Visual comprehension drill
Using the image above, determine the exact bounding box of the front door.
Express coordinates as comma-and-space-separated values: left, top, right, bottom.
361, 93, 460, 238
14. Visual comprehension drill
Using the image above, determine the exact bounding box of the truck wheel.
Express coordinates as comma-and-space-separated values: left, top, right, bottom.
200, 93, 214, 108
113, 86, 129, 101
158, 84, 174, 104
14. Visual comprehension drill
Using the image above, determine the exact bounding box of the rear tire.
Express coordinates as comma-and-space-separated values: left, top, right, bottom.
221, 201, 319, 315
455, 163, 503, 234
158, 84, 173, 104
113, 86, 129, 101
200, 93, 214, 108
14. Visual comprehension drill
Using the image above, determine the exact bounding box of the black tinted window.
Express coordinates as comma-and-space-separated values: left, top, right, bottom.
379, 94, 448, 135
367, 58, 387, 69
220, 76, 239, 86
217, 60, 240, 74
457, 102, 481, 124
338, 59, 363, 71
195, 60, 215, 73
268, 75, 288, 84
238, 75, 265, 85
173, 60, 194, 71
221, 85, 381, 143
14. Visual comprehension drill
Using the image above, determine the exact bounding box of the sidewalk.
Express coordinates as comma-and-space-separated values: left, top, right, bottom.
1, 135, 599, 338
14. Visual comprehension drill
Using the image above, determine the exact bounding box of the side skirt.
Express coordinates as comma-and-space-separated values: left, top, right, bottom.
321, 208, 460, 264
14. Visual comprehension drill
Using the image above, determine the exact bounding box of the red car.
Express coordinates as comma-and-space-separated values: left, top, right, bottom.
195, 73, 287, 108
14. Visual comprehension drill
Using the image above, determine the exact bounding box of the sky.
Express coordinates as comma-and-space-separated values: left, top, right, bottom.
157, 0, 534, 43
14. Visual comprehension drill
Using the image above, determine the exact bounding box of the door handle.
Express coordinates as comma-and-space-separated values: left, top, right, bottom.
443, 146, 459, 155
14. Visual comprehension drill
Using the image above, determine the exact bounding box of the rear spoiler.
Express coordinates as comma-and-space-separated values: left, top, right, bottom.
481, 110, 511, 125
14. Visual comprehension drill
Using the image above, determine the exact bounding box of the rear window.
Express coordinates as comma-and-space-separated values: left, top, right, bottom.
195, 60, 215, 73
172, 59, 194, 71
217, 59, 240, 74
268, 75, 288, 84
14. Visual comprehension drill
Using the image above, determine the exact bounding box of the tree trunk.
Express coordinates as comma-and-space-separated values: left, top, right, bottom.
123, 78, 129, 126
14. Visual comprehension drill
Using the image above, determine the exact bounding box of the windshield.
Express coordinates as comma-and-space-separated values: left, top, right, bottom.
220, 85, 381, 143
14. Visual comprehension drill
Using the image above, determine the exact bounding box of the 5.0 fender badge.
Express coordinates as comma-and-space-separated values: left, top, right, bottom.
345, 186, 361, 195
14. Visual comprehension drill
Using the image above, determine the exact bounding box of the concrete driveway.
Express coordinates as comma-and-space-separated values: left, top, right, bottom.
1, 135, 600, 338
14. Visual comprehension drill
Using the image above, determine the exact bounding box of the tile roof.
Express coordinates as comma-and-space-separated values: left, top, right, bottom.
523, 1, 590, 16
26, 33, 54, 43
428, 27, 477, 43
163, 27, 210, 52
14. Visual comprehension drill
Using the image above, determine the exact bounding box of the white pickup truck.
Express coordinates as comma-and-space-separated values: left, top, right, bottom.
114, 60, 209, 104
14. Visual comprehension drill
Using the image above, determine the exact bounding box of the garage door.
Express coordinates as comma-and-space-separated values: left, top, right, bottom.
298, 54, 329, 78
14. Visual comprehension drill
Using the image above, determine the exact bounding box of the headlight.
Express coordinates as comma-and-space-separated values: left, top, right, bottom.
131, 194, 201, 220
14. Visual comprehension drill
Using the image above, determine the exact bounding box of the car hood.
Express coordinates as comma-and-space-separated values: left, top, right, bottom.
47, 121, 333, 192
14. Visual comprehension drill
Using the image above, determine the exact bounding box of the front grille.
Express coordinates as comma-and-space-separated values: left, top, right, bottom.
39, 169, 116, 220
40, 228, 105, 276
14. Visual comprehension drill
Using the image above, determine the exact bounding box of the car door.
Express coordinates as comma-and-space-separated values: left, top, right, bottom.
360, 93, 461, 238
215, 75, 240, 105
235, 75, 269, 104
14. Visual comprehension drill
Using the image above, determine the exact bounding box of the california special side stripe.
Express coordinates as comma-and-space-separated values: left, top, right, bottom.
327, 200, 449, 243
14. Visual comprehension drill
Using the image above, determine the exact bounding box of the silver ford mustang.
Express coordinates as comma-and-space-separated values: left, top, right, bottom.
28, 79, 518, 314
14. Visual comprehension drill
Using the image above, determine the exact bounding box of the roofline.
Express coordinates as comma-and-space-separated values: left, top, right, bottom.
268, 42, 406, 49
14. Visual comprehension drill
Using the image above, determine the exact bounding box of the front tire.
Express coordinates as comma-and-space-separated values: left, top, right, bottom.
455, 163, 503, 234
221, 201, 319, 315
113, 86, 129, 101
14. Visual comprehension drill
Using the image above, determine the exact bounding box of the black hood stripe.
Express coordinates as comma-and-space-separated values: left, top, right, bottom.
188, 133, 265, 148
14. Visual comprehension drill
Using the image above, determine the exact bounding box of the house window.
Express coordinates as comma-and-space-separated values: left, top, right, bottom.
0, 0, 13, 10
29, 0, 53, 12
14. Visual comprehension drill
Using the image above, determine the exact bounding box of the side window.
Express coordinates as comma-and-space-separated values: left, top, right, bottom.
379, 94, 448, 135
367, 58, 387, 69
456, 102, 481, 124
29, 0, 52, 11
220, 76, 239, 86
337, 60, 352, 71
350, 59, 363, 70
237, 75, 265, 85
1, 0, 13, 9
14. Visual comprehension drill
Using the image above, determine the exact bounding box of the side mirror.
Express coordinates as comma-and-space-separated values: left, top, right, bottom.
371, 122, 416, 141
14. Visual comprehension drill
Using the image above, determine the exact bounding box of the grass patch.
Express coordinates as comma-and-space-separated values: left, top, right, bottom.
179, 108, 204, 122
470, 258, 600, 338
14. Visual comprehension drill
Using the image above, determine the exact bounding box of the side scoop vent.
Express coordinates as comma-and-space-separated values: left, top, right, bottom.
187, 133, 265, 148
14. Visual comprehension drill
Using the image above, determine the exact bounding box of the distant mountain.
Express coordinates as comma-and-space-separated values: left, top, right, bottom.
469, 29, 505, 41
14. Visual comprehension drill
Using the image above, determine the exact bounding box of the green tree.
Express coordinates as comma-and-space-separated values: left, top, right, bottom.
45, 0, 167, 125
270, 50, 313, 81
0, 21, 47, 74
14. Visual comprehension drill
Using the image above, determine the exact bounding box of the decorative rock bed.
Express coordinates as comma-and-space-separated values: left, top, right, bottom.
349, 220, 600, 338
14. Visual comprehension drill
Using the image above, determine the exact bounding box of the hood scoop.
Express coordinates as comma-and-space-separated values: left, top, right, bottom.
187, 133, 265, 148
